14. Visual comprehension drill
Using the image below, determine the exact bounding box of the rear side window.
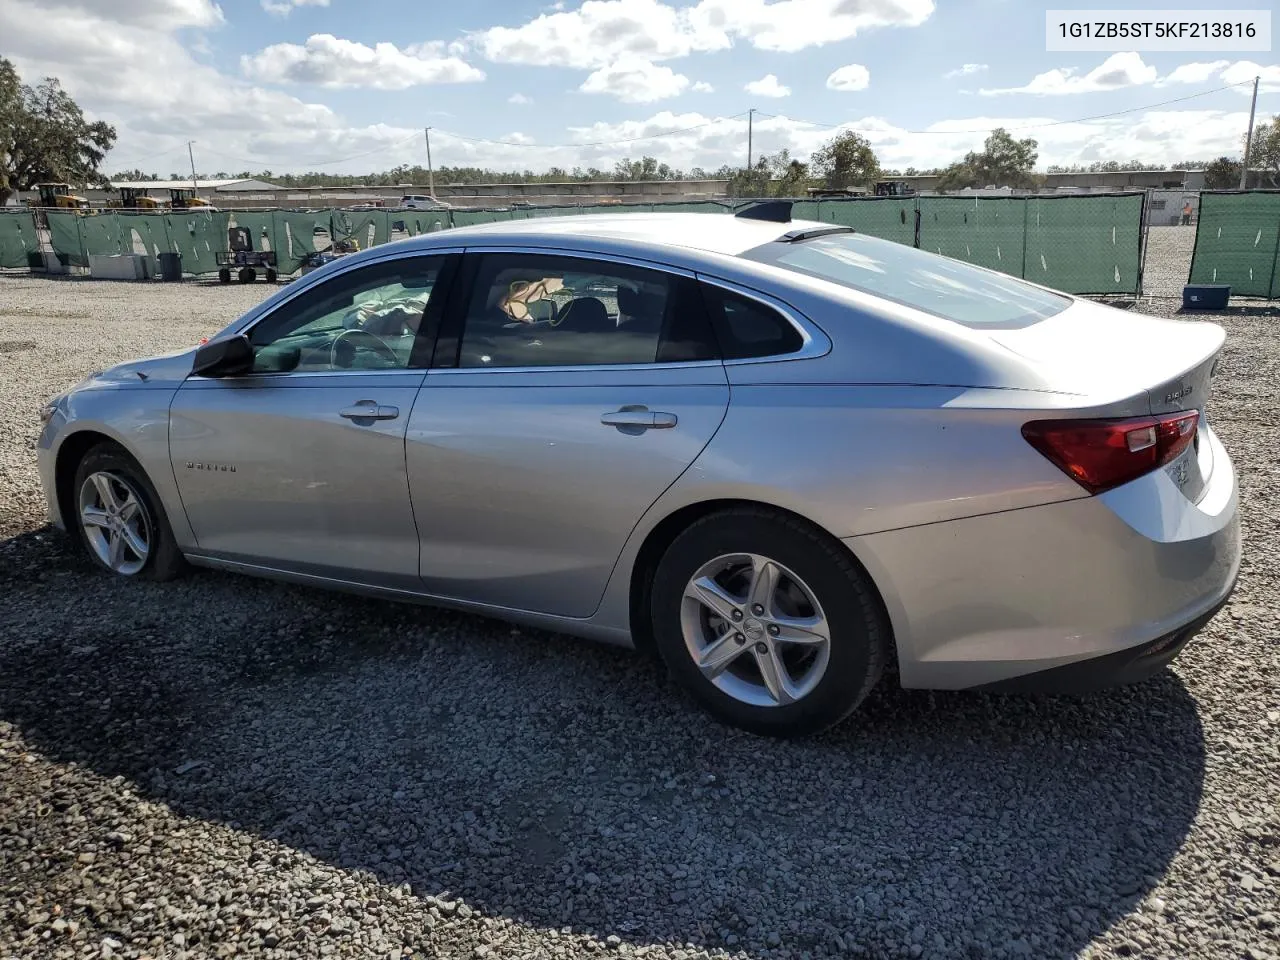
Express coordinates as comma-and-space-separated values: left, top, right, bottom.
455, 253, 717, 368
700, 285, 803, 360
741, 232, 1069, 329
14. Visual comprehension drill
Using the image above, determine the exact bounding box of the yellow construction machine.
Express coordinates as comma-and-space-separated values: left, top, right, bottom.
107, 186, 162, 210
169, 187, 216, 210
28, 182, 91, 210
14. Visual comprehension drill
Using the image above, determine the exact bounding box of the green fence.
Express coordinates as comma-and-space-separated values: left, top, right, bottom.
1188, 191, 1280, 298
0, 211, 39, 268
22, 195, 1148, 294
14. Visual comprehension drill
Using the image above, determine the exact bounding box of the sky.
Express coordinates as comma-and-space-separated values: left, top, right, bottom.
1, 0, 1277, 179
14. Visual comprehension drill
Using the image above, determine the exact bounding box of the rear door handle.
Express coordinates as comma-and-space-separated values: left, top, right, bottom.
339, 400, 400, 421
600, 407, 678, 430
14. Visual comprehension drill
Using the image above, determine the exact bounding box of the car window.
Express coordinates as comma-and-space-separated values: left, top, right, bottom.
248, 257, 443, 373
700, 285, 803, 360
740, 232, 1070, 329
457, 254, 716, 369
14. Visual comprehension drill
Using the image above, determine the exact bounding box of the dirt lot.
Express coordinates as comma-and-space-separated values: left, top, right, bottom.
2, 231, 1279, 960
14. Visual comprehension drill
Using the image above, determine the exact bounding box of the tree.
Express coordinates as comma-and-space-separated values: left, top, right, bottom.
1203, 156, 1242, 190
111, 168, 160, 182
936, 128, 1038, 192
612, 156, 680, 181
0, 58, 116, 205
1246, 115, 1280, 187
810, 131, 880, 190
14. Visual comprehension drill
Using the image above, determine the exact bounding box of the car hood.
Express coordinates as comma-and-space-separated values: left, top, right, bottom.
82, 346, 198, 388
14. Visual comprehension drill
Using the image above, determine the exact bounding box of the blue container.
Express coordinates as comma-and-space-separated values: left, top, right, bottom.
1182, 284, 1230, 310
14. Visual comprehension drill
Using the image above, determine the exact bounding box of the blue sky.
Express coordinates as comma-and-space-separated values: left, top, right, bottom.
1, 0, 1276, 177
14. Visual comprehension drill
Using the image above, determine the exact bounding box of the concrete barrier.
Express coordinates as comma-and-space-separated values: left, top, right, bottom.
89, 254, 149, 281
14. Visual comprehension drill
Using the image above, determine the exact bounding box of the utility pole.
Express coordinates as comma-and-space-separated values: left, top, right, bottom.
1240, 75, 1260, 190
186, 141, 199, 197
424, 127, 436, 199
746, 108, 756, 172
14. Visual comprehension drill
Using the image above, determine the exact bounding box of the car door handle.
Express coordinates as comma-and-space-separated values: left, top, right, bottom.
600, 407, 678, 430
339, 400, 400, 421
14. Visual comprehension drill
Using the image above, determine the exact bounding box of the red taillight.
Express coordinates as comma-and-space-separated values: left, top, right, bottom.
1022, 411, 1199, 494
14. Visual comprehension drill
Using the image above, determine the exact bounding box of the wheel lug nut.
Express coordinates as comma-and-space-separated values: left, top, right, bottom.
755, 642, 768, 654
768, 624, 779, 636
731, 610, 743, 621
734, 634, 745, 645
751, 604, 764, 615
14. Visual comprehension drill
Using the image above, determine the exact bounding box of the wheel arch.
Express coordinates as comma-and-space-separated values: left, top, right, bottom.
627, 497, 897, 668
54, 428, 129, 533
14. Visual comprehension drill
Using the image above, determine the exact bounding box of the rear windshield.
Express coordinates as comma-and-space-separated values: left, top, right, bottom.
741, 232, 1070, 329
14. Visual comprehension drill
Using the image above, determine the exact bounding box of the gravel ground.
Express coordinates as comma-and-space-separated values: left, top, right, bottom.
1, 258, 1279, 960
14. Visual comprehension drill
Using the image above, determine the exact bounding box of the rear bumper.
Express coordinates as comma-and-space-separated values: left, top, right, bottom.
973, 590, 1232, 693
845, 427, 1240, 691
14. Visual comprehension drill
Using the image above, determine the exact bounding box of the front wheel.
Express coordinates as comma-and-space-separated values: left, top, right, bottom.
72, 444, 186, 581
650, 508, 890, 737
237, 266, 256, 283
217, 267, 231, 283
264, 267, 277, 283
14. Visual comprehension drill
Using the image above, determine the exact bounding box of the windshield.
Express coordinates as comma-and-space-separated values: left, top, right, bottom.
741, 232, 1070, 329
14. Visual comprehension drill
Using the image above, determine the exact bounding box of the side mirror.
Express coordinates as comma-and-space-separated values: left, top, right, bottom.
192, 334, 254, 378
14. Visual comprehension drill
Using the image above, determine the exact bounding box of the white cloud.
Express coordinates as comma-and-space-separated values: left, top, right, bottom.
241, 34, 485, 89
745, 73, 790, 98
579, 56, 690, 102
262, 0, 328, 15
508, 92, 533, 104
692, 80, 714, 93
980, 52, 1157, 96
1156, 60, 1230, 86
827, 64, 870, 92
944, 63, 987, 79
472, 0, 933, 68
1220, 60, 1280, 93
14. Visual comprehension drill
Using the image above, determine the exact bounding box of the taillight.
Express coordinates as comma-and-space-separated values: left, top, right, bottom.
1022, 411, 1199, 495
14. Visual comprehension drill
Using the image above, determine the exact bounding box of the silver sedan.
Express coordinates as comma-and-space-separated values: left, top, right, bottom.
37, 207, 1240, 736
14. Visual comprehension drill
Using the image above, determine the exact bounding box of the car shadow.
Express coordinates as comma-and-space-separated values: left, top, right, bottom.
0, 527, 1207, 958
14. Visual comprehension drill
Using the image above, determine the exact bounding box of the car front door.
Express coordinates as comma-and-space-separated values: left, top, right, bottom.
406, 250, 730, 618
170, 252, 458, 587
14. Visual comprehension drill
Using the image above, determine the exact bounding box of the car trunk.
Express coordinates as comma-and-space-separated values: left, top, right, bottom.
988, 298, 1224, 503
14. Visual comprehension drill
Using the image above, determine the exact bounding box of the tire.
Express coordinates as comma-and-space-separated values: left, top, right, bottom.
217, 267, 231, 283
265, 267, 278, 283
650, 508, 889, 737
238, 266, 256, 283
71, 443, 186, 582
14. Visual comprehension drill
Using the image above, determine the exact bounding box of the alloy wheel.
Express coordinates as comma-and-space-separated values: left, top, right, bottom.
680, 552, 831, 708
78, 471, 151, 575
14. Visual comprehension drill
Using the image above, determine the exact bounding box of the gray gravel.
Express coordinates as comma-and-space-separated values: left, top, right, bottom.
2, 262, 1279, 960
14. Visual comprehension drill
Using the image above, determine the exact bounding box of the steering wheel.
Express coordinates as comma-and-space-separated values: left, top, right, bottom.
329, 328, 399, 369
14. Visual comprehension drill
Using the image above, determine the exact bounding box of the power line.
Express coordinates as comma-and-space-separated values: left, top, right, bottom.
755, 79, 1256, 135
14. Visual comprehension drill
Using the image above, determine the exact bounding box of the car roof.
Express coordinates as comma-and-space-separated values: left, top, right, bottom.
424, 212, 811, 258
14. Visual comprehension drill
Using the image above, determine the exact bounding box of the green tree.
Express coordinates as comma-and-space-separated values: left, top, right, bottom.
1203, 156, 1242, 190
936, 128, 1039, 192
1246, 115, 1280, 187
0, 58, 116, 205
810, 131, 880, 190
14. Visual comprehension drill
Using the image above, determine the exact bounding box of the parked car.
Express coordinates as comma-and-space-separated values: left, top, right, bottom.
37, 206, 1239, 736
399, 195, 450, 210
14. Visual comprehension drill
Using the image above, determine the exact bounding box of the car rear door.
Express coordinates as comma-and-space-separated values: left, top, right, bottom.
406, 250, 730, 618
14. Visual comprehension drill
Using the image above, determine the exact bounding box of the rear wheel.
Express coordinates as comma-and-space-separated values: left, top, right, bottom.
72, 444, 186, 581
650, 508, 889, 737
265, 267, 278, 283
217, 267, 231, 283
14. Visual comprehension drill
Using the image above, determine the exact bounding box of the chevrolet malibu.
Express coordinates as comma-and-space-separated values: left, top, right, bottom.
37, 206, 1240, 736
